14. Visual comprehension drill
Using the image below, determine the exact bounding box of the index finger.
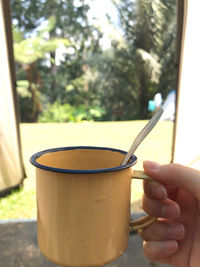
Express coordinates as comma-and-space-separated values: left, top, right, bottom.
143, 161, 200, 199
143, 180, 179, 201
143, 180, 167, 200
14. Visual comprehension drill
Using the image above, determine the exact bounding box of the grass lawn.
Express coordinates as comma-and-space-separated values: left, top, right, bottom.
0, 120, 174, 219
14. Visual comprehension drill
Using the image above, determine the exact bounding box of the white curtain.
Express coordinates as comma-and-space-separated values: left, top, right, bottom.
0, 0, 25, 192
173, 0, 200, 169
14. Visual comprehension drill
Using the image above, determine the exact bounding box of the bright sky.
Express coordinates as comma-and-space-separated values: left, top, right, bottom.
86, 0, 118, 22
85, 0, 121, 49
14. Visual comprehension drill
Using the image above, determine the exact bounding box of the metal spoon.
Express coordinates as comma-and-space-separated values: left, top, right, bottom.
121, 108, 164, 166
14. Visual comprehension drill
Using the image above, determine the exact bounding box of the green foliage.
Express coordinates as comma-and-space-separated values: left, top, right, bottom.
12, 0, 177, 122
14, 36, 71, 64
17, 80, 33, 122
17, 80, 41, 122
13, 15, 72, 64
0, 187, 36, 219
38, 102, 106, 122
16, 80, 31, 98
12, 26, 24, 43
12, 0, 103, 123
110, 0, 177, 118
85, 48, 141, 120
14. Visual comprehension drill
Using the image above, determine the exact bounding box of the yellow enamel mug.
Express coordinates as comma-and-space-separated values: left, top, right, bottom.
30, 146, 155, 267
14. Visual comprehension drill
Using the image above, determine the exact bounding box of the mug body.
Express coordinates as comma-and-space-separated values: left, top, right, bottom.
31, 146, 137, 267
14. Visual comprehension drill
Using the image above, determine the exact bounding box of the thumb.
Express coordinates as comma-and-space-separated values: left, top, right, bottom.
143, 161, 200, 199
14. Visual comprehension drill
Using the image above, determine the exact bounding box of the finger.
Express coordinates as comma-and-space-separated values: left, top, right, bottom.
143, 180, 167, 200
143, 179, 180, 203
143, 240, 178, 261
165, 185, 179, 200
142, 195, 180, 219
143, 161, 200, 199
138, 221, 185, 241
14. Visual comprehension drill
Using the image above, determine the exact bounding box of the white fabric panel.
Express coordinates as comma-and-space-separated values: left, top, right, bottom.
0, 1, 24, 191
173, 0, 200, 168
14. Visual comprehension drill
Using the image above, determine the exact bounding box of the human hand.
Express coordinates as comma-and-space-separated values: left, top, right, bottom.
139, 161, 200, 267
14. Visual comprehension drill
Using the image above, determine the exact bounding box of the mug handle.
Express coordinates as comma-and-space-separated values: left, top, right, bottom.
129, 170, 156, 231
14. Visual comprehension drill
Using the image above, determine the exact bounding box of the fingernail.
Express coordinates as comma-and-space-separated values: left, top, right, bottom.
162, 204, 180, 219
169, 224, 185, 239
164, 240, 178, 252
143, 161, 161, 170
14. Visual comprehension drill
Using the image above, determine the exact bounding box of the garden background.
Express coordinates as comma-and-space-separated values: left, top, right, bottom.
0, 0, 176, 219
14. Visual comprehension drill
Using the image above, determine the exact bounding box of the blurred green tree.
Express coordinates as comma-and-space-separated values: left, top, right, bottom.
110, 0, 177, 118
13, 17, 71, 121
11, 0, 102, 122
11, 0, 177, 122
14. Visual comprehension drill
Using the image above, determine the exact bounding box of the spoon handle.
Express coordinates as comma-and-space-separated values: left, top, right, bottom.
121, 108, 164, 166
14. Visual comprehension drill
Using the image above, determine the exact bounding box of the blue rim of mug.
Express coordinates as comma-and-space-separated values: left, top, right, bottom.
30, 146, 137, 174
